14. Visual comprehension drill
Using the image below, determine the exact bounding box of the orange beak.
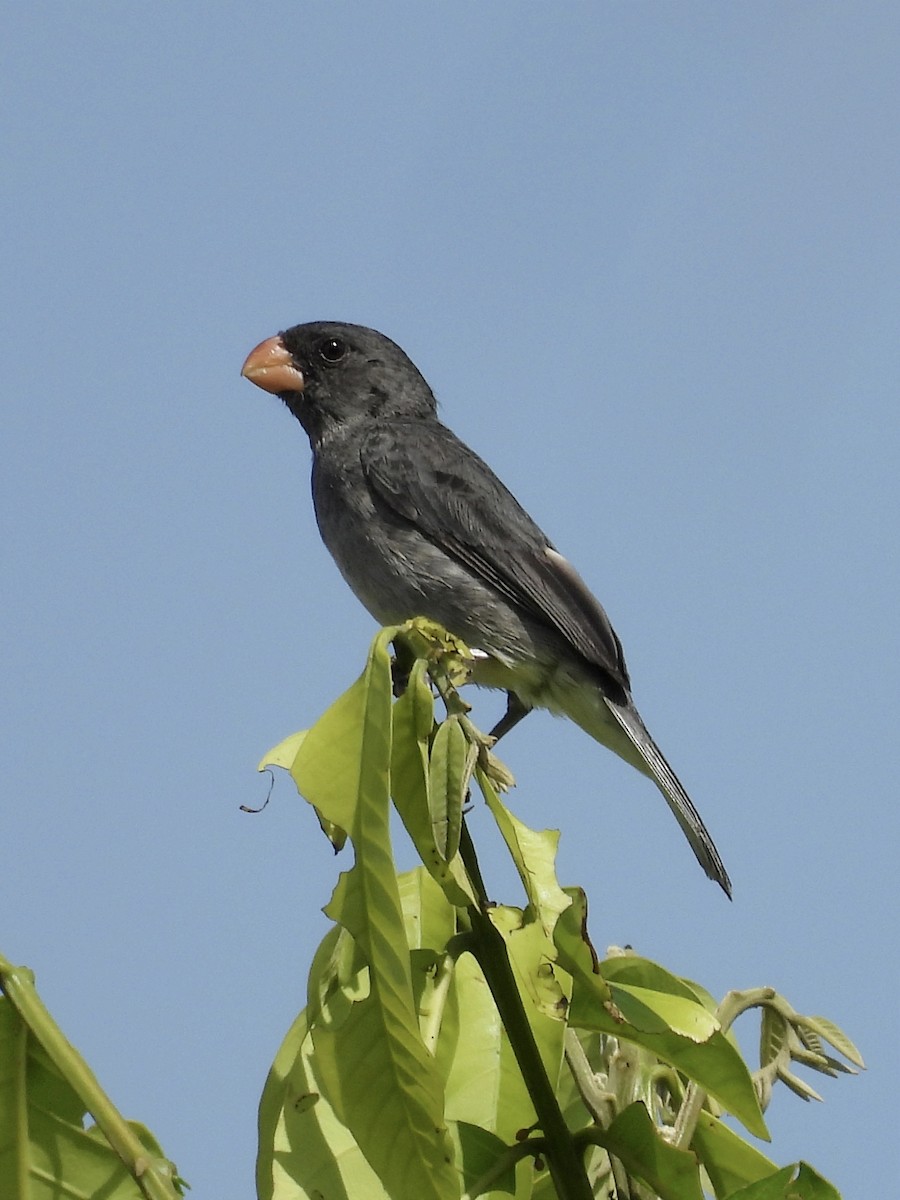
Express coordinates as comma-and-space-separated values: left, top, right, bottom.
241, 336, 306, 395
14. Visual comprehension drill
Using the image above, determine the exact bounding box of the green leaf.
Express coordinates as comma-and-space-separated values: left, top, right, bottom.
586, 1102, 703, 1200
726, 1161, 841, 1200
260, 871, 461, 1200
391, 666, 475, 907
391, 659, 433, 804
605, 982, 720, 1041
690, 1110, 778, 1198
552, 890, 613, 1009
292, 624, 398, 830
302, 629, 457, 1199
305, 923, 368, 1034
496, 910, 570, 1026
555, 909, 767, 1139
438, 948, 538, 1148
256, 1007, 393, 1200
601, 954, 720, 1010
776, 1068, 822, 1104
316, 863, 457, 1199
637, 1027, 764, 1140
447, 1121, 517, 1198
397, 869, 457, 1054
258, 728, 308, 771
311, 978, 457, 1200
0, 964, 182, 1200
481, 906, 569, 1126
759, 1004, 789, 1070
256, 1006, 311, 1200
397, 867, 456, 954
558, 909, 767, 1140
476, 769, 572, 939
794, 1016, 864, 1069
428, 715, 469, 862
259, 728, 348, 848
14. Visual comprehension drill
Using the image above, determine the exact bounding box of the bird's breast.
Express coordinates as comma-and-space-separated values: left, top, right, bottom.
309, 449, 562, 674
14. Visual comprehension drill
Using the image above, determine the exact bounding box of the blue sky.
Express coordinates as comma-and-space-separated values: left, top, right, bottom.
3, 5, 896, 1195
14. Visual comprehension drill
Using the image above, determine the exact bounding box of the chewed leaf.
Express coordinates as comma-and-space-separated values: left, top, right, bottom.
476, 767, 571, 938
607, 982, 720, 1042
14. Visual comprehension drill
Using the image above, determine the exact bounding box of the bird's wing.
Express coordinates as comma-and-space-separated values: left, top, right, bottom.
361, 420, 631, 692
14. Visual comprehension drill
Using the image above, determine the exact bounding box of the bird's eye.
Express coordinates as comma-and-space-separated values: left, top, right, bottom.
318, 337, 347, 364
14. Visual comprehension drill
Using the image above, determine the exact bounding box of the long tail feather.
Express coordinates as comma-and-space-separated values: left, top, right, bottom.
604, 698, 732, 897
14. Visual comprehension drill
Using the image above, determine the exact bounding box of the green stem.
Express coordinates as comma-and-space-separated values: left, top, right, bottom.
672, 986, 776, 1150
461, 1137, 548, 1200
564, 1029, 616, 1126
459, 822, 594, 1200
564, 1030, 630, 1199
419, 643, 592, 1197
0, 956, 180, 1200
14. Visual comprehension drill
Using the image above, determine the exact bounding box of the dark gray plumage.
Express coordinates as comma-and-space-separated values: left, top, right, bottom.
242, 321, 731, 896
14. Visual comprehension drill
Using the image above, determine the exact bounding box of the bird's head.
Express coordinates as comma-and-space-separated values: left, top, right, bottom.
241, 321, 436, 444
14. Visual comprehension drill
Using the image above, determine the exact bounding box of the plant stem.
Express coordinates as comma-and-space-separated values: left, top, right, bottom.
459, 821, 594, 1200
424, 649, 593, 1196
564, 1030, 632, 1199
672, 986, 776, 1150
461, 1137, 549, 1200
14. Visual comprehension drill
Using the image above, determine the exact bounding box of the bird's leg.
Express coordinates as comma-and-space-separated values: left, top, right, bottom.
489, 691, 532, 743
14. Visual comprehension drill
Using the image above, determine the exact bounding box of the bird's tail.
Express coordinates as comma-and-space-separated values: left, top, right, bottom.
603, 698, 732, 897
552, 676, 731, 896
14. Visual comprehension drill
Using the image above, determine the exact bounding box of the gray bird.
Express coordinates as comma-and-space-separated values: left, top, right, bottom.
242, 321, 731, 896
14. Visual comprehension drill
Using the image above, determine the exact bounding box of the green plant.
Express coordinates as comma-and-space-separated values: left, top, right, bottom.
253, 623, 861, 1200
0, 622, 861, 1199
